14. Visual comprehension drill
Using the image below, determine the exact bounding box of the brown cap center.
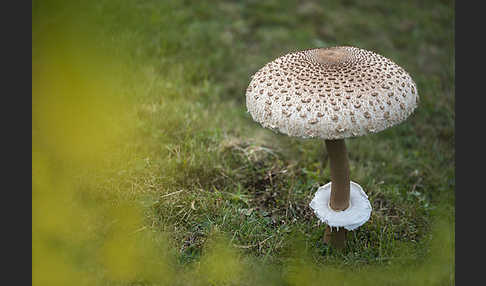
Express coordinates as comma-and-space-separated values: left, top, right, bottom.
314, 48, 349, 65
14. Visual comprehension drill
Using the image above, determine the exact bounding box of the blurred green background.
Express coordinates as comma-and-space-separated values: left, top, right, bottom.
33, 0, 454, 285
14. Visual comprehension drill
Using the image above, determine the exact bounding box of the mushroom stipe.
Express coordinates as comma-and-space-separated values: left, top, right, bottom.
245, 46, 418, 250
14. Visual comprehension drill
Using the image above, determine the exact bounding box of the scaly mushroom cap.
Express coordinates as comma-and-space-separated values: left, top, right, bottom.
245, 46, 419, 139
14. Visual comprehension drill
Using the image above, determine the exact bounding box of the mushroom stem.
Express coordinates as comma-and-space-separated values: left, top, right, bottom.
325, 139, 350, 211
324, 226, 347, 249
324, 139, 351, 249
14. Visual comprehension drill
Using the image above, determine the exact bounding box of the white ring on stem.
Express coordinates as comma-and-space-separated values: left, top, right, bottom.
309, 181, 372, 231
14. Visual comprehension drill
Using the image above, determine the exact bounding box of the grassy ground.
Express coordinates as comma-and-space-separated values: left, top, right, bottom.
33, 0, 454, 285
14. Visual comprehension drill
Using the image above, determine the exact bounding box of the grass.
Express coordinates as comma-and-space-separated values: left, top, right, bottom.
33, 0, 454, 285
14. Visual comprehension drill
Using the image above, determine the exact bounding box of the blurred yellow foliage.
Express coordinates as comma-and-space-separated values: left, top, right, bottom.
198, 231, 245, 285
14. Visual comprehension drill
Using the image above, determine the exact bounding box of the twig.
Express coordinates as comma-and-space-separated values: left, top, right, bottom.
233, 235, 273, 249
160, 189, 184, 199
130, 226, 147, 235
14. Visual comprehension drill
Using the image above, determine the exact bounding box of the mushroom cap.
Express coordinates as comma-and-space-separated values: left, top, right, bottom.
309, 181, 372, 231
245, 46, 419, 139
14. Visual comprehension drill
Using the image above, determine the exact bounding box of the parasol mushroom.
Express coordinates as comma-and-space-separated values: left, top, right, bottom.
245, 46, 418, 249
